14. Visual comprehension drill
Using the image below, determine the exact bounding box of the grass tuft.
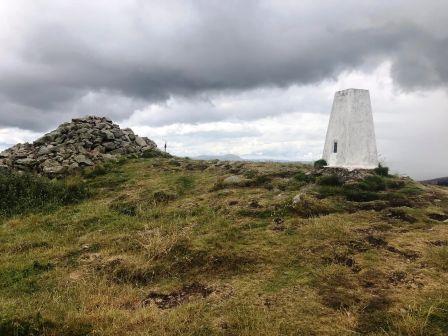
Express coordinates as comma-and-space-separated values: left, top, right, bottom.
0, 172, 89, 217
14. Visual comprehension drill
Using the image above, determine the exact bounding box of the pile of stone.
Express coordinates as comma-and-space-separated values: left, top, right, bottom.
314, 167, 374, 183
0, 116, 158, 176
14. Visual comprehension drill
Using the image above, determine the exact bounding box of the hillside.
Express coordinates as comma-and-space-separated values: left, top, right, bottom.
422, 177, 448, 187
193, 154, 244, 161
1, 157, 448, 335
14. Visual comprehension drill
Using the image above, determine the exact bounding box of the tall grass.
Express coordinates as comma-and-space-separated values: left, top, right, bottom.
0, 172, 89, 217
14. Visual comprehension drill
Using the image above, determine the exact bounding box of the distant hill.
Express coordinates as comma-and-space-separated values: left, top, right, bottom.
421, 176, 448, 186
193, 154, 312, 164
193, 154, 244, 161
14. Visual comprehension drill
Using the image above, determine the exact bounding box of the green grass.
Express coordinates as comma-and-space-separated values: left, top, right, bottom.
0, 157, 448, 335
0, 172, 89, 218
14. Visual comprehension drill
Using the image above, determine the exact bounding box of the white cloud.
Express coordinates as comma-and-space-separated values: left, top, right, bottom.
0, 128, 41, 150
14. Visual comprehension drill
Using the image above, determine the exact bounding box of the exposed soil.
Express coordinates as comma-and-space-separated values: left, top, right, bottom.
365, 235, 420, 260
427, 213, 448, 222
429, 240, 448, 246
143, 283, 213, 309
387, 271, 407, 285
384, 208, 417, 223
323, 254, 361, 273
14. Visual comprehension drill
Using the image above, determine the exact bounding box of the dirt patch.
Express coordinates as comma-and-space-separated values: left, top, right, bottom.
384, 208, 417, 223
365, 235, 421, 260
316, 272, 360, 309
271, 217, 285, 231
366, 235, 388, 247
347, 240, 369, 253
427, 213, 448, 222
79, 252, 101, 263
387, 271, 424, 289
355, 200, 390, 212
68, 270, 84, 280
385, 245, 420, 260
323, 255, 361, 273
387, 271, 407, 285
358, 269, 387, 289
356, 292, 392, 334
429, 240, 448, 246
143, 282, 213, 309
249, 199, 261, 208
97, 242, 258, 285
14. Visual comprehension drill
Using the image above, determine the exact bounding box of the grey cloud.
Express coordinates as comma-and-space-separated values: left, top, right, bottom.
0, 0, 448, 130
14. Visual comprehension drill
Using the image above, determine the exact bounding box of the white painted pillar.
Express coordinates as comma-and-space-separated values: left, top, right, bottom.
322, 89, 378, 169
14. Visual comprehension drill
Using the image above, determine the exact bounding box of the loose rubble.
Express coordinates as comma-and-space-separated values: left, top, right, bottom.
0, 116, 159, 177
313, 167, 374, 183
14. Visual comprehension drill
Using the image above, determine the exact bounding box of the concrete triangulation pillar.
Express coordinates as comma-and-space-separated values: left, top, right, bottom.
322, 88, 378, 169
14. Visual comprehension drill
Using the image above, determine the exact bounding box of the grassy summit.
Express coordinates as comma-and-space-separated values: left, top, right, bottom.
1, 157, 448, 335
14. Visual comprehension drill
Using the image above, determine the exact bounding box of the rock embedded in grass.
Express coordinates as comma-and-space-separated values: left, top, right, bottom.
223, 175, 245, 185
292, 193, 302, 205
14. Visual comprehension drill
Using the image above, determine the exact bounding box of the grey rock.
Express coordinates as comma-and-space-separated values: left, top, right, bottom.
135, 136, 147, 147
122, 128, 134, 135
102, 153, 116, 160
142, 137, 157, 148
103, 142, 116, 151
0, 151, 10, 158
74, 154, 93, 166
16, 158, 36, 166
223, 175, 244, 185
42, 161, 66, 174
292, 194, 302, 205
37, 145, 54, 156
93, 145, 105, 154
68, 162, 79, 170
101, 130, 115, 140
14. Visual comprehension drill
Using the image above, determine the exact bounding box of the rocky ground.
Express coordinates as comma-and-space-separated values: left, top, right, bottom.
0, 116, 159, 176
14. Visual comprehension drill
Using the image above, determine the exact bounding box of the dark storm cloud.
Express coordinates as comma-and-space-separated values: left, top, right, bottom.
0, 0, 447, 130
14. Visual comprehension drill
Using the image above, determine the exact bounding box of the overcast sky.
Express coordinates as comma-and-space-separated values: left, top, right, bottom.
0, 0, 447, 179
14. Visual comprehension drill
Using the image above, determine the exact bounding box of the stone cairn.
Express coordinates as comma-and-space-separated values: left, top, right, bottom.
0, 116, 158, 176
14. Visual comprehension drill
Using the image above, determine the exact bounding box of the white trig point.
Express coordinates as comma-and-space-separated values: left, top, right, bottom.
322, 89, 378, 169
